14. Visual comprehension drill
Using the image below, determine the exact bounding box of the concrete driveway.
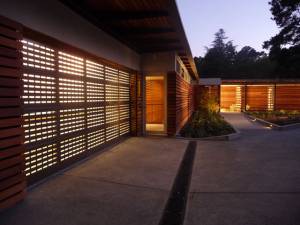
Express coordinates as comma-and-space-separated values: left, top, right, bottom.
0, 137, 188, 225
185, 113, 300, 225
1, 113, 300, 225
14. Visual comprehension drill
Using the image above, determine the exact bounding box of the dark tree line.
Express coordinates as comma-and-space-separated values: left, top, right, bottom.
195, 0, 300, 79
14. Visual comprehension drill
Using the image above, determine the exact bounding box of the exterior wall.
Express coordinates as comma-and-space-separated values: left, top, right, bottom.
141, 52, 176, 75
0, 16, 26, 210
246, 85, 271, 111
220, 83, 300, 111
0, 0, 140, 70
275, 84, 300, 110
167, 72, 194, 136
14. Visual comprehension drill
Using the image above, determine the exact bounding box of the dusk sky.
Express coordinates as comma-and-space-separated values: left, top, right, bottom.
177, 0, 279, 57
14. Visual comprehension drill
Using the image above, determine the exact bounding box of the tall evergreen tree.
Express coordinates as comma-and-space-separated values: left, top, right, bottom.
195, 30, 276, 79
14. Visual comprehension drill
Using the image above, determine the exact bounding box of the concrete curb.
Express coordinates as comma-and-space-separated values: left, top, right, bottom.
175, 119, 241, 141
244, 113, 300, 131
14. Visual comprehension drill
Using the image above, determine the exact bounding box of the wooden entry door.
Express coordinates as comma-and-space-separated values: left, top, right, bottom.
146, 76, 165, 130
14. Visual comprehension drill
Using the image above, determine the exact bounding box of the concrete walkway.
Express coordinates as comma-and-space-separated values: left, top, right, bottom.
185, 113, 300, 225
0, 137, 189, 225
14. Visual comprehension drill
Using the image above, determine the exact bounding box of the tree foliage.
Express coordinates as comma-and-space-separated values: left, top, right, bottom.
263, 0, 300, 77
195, 29, 276, 79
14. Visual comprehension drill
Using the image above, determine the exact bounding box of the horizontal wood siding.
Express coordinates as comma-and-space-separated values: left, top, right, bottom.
275, 85, 300, 110
246, 86, 269, 111
167, 72, 194, 136
0, 15, 25, 211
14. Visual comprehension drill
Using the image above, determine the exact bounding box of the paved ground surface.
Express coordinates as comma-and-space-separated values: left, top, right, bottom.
1, 113, 300, 225
185, 113, 300, 225
0, 137, 188, 225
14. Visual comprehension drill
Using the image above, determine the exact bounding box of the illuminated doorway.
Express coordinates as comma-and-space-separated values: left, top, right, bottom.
146, 75, 166, 134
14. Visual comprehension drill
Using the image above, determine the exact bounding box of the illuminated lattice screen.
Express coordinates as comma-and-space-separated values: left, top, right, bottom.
87, 106, 104, 128
23, 111, 57, 144
60, 108, 85, 135
88, 129, 105, 150
25, 143, 58, 176
86, 60, 104, 80
22, 38, 131, 181
22, 40, 55, 71
58, 51, 84, 76
60, 135, 85, 161
23, 73, 56, 104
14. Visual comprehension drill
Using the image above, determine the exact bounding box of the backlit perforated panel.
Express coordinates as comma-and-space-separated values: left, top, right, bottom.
106, 105, 119, 124
22, 40, 55, 71
23, 111, 57, 144
86, 60, 104, 80
60, 135, 85, 161
58, 52, 84, 76
87, 82, 104, 102
119, 71, 130, 85
105, 84, 119, 102
25, 143, 58, 176
105, 66, 118, 83
59, 78, 84, 103
60, 108, 85, 135
120, 121, 130, 136
87, 106, 104, 128
106, 124, 119, 141
120, 104, 130, 121
23, 73, 56, 104
119, 85, 130, 101
22, 37, 131, 182
87, 129, 105, 150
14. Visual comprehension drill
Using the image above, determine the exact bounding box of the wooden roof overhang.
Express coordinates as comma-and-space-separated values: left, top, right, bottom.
60, 0, 198, 79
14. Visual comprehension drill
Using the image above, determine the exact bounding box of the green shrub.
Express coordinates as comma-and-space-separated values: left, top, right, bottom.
180, 110, 235, 138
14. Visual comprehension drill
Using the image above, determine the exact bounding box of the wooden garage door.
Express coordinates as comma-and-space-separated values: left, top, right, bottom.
21, 32, 131, 183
